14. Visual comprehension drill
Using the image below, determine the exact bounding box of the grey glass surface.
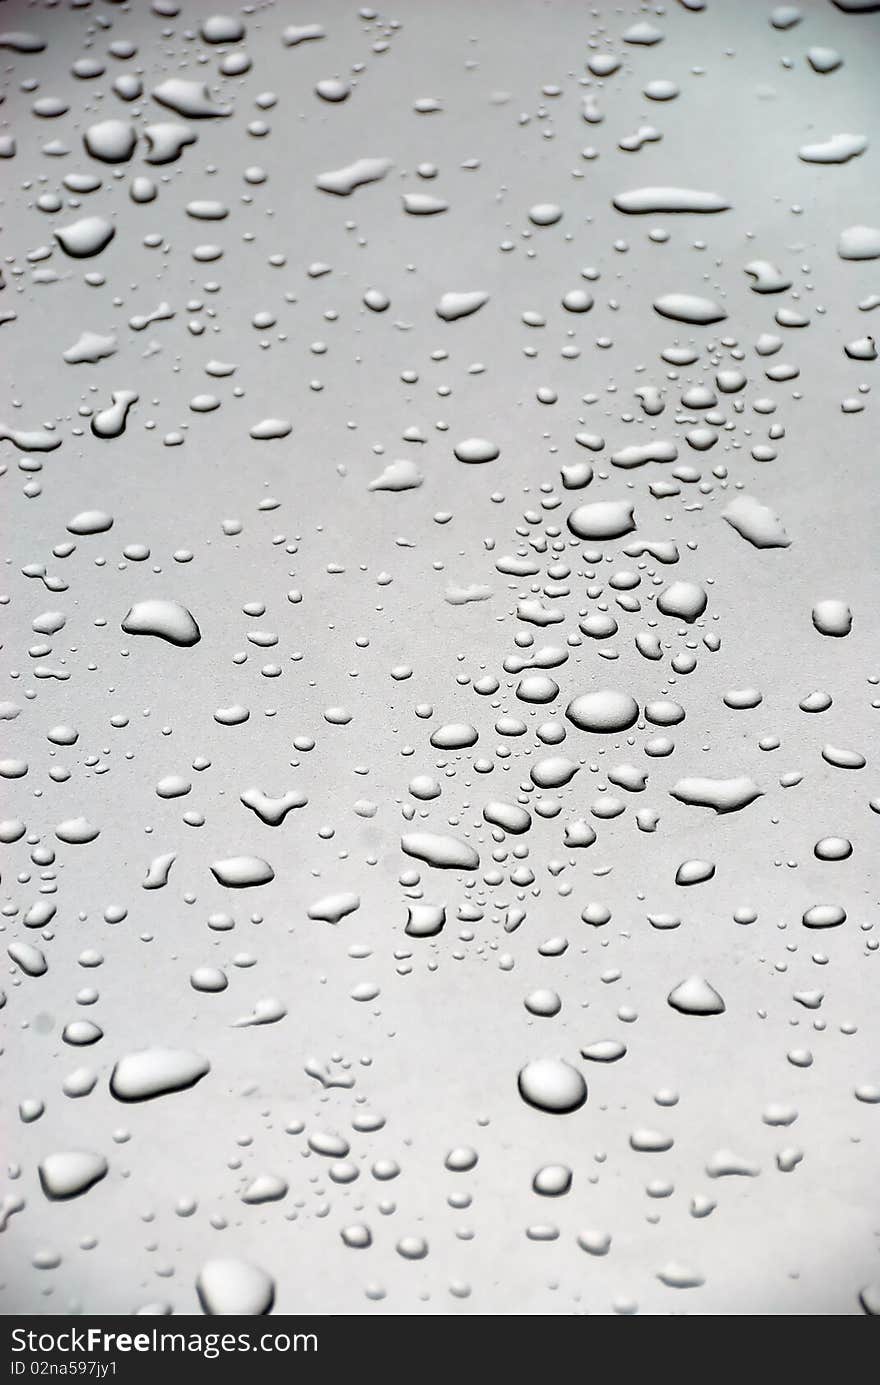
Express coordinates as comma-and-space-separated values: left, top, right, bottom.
1, 0, 878, 1316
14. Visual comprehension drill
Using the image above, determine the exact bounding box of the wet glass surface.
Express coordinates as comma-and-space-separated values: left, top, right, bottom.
1, 0, 879, 1316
